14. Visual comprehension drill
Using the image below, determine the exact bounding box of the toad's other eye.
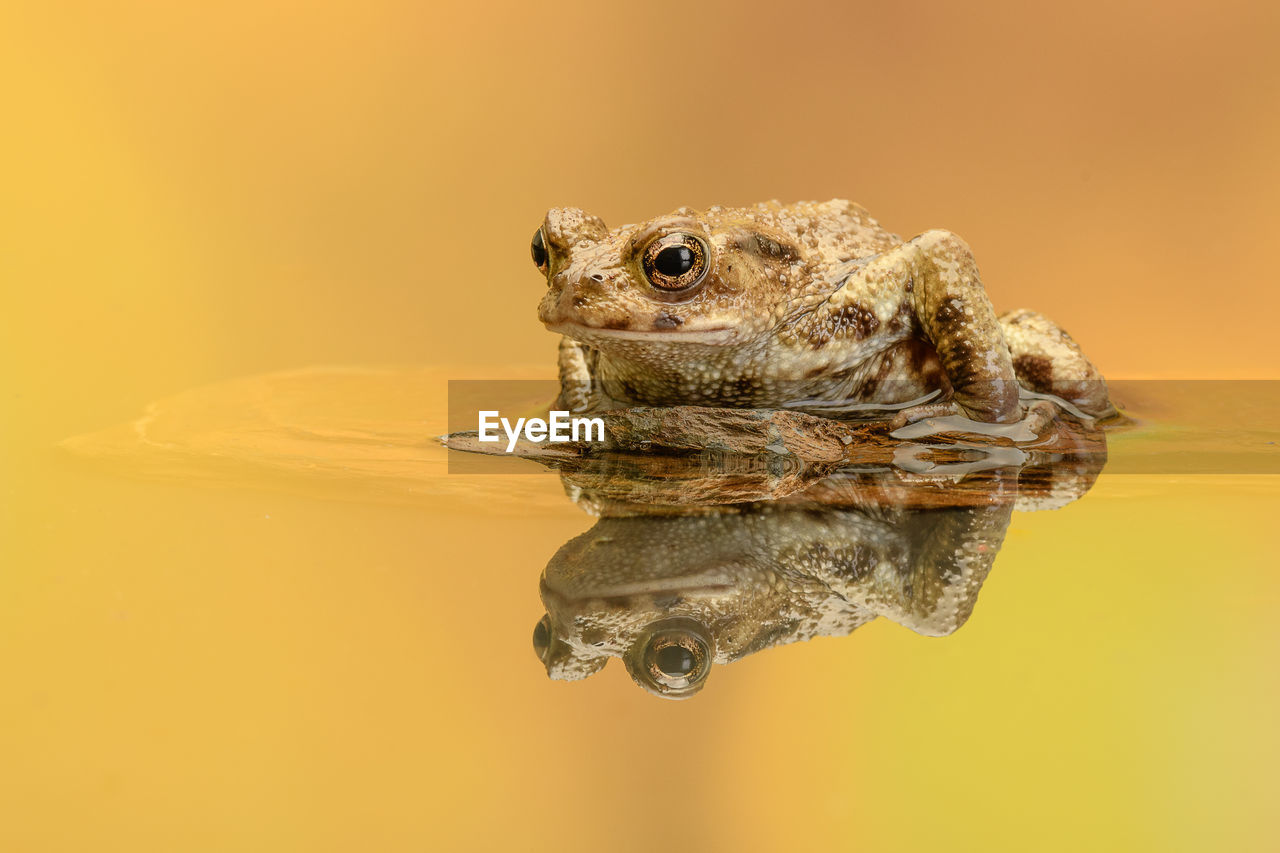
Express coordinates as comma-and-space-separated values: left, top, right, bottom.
641, 233, 709, 291
531, 228, 549, 274
532, 614, 552, 662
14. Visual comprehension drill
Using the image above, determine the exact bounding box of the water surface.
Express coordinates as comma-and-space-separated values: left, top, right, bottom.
3, 373, 1277, 851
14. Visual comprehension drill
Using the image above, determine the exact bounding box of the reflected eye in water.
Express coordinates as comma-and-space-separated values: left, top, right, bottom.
531, 228, 549, 277
641, 233, 709, 292
532, 613, 552, 662
625, 619, 714, 699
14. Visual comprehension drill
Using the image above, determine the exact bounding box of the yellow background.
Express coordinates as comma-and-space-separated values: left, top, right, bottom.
2, 2, 1278, 851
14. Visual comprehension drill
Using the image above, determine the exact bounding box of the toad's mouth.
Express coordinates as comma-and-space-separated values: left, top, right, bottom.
545, 321, 737, 345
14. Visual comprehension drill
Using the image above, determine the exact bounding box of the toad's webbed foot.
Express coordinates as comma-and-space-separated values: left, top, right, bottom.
888, 400, 966, 431
889, 398, 1059, 443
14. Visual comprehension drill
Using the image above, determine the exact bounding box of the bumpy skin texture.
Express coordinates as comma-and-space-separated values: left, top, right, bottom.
535, 199, 1112, 424
535, 499, 1013, 698
532, 448, 1105, 697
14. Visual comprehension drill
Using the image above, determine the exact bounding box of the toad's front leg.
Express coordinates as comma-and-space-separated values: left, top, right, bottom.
554, 336, 625, 414
889, 230, 1021, 424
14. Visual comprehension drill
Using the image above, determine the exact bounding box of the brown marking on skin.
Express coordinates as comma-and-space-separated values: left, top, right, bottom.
841, 304, 880, 339
940, 338, 982, 388
920, 358, 950, 391
905, 339, 949, 389
886, 301, 913, 334
753, 232, 801, 262
612, 376, 647, 403
1013, 354, 1055, 392
601, 317, 630, 331
802, 327, 832, 347
744, 619, 804, 655
946, 337, 973, 361
866, 338, 948, 396
936, 333, 972, 381
731, 229, 802, 263
908, 339, 936, 376
806, 302, 880, 349
855, 339, 949, 401
933, 297, 966, 331
653, 313, 683, 330
861, 375, 879, 396
728, 377, 762, 401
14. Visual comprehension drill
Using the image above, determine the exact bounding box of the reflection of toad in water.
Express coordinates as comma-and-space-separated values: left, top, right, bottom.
532, 448, 1105, 699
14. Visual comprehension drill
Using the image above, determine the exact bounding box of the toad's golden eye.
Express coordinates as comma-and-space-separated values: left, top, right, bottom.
627, 623, 712, 698
641, 233, 709, 291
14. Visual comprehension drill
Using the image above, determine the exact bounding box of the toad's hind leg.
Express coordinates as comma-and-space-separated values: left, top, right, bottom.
1000, 309, 1114, 418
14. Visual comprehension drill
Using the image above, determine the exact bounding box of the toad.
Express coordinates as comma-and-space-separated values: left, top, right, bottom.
532, 200, 1113, 428
534, 497, 1013, 698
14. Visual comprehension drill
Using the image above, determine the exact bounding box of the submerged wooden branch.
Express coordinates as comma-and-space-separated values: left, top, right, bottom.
443, 404, 1107, 465
443, 405, 1109, 511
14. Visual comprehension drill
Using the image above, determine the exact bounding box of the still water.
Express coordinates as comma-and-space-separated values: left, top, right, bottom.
4, 370, 1278, 851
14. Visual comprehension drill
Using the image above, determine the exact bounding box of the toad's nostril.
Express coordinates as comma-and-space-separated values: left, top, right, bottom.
589, 273, 606, 282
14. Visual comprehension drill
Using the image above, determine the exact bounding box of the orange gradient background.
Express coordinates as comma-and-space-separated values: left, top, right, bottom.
2, 2, 1278, 851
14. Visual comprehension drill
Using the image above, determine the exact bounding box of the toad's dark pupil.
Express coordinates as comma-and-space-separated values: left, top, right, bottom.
532, 617, 550, 652
654, 245, 695, 277
655, 644, 695, 676
531, 229, 548, 269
